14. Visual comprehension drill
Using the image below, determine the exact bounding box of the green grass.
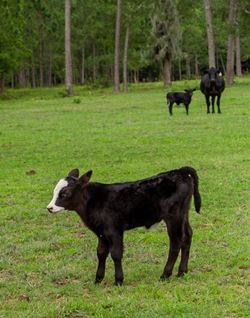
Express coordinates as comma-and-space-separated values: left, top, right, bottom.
0, 78, 250, 318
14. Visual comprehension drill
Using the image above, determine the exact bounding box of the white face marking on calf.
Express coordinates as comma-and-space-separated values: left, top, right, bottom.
47, 178, 68, 213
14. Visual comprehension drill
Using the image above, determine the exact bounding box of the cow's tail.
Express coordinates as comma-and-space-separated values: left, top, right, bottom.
180, 166, 201, 213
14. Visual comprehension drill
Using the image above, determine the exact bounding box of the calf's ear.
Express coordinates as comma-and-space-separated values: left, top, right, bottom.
79, 170, 93, 185
68, 168, 80, 178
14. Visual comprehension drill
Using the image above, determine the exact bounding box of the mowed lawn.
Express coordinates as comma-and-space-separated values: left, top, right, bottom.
0, 78, 250, 318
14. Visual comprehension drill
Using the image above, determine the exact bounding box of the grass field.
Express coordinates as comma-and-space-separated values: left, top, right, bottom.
0, 78, 250, 318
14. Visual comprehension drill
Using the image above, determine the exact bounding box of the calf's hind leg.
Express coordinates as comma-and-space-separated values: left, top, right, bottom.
178, 219, 193, 277
161, 218, 183, 280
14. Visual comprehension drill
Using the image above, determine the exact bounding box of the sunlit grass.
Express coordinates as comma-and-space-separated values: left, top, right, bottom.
0, 77, 250, 317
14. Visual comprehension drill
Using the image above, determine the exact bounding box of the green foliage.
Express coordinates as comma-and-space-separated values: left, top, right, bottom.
0, 0, 28, 75
151, 0, 181, 62
0, 79, 250, 317
0, 0, 250, 88
73, 97, 81, 104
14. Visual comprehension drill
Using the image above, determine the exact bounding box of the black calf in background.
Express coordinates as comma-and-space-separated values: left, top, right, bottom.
166, 89, 196, 115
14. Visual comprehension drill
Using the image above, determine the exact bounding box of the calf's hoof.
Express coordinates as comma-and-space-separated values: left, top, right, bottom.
177, 270, 187, 277
160, 272, 172, 281
95, 276, 104, 284
115, 279, 123, 286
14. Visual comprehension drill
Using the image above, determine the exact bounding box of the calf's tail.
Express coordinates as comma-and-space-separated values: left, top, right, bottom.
180, 166, 201, 213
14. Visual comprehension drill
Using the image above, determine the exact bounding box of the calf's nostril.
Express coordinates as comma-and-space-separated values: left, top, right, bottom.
47, 207, 53, 213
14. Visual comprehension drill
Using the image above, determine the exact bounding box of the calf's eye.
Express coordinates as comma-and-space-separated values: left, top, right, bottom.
59, 190, 71, 199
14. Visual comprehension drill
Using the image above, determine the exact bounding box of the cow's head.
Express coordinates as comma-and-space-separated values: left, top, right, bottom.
207, 67, 218, 83
47, 169, 92, 213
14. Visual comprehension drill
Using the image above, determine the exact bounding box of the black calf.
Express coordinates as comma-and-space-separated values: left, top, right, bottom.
47, 166, 201, 285
166, 89, 196, 115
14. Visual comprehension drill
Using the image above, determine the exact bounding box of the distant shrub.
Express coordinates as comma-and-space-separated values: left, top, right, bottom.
73, 97, 81, 104
92, 76, 111, 88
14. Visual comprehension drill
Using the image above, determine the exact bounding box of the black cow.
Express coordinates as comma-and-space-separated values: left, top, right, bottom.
47, 166, 201, 285
200, 67, 225, 114
166, 89, 196, 115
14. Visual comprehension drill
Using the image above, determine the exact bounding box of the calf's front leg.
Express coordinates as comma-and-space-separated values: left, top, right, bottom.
217, 95, 222, 114
205, 95, 210, 113
184, 103, 189, 115
95, 236, 109, 284
211, 96, 216, 113
169, 102, 174, 116
109, 233, 124, 285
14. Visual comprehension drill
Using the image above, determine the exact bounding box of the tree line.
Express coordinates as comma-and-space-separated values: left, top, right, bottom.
0, 0, 250, 94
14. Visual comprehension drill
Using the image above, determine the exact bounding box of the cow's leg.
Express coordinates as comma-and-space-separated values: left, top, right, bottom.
95, 236, 109, 284
169, 102, 174, 116
211, 96, 216, 113
217, 94, 222, 113
178, 220, 193, 277
108, 233, 124, 285
184, 103, 189, 115
161, 217, 183, 280
205, 95, 210, 113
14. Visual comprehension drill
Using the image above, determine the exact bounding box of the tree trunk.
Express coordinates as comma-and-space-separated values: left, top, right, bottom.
80, 47, 85, 85
123, 26, 129, 93
114, 0, 122, 92
65, 0, 73, 96
178, 59, 182, 80
19, 68, 26, 87
93, 44, 97, 83
226, 0, 237, 85
48, 53, 52, 86
203, 0, 216, 68
11, 73, 15, 88
31, 52, 36, 88
39, 29, 44, 87
163, 57, 171, 86
0, 77, 4, 92
235, 34, 242, 77
195, 55, 199, 77
186, 57, 191, 79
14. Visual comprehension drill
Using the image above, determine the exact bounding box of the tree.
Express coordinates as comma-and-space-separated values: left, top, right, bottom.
123, 26, 129, 92
0, 0, 27, 91
178, 0, 205, 79
203, 0, 216, 67
114, 0, 122, 92
235, 34, 242, 76
152, 0, 181, 86
65, 0, 73, 96
226, 0, 238, 85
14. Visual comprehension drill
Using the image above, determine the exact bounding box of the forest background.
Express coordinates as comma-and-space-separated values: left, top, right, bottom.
1, 0, 250, 94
